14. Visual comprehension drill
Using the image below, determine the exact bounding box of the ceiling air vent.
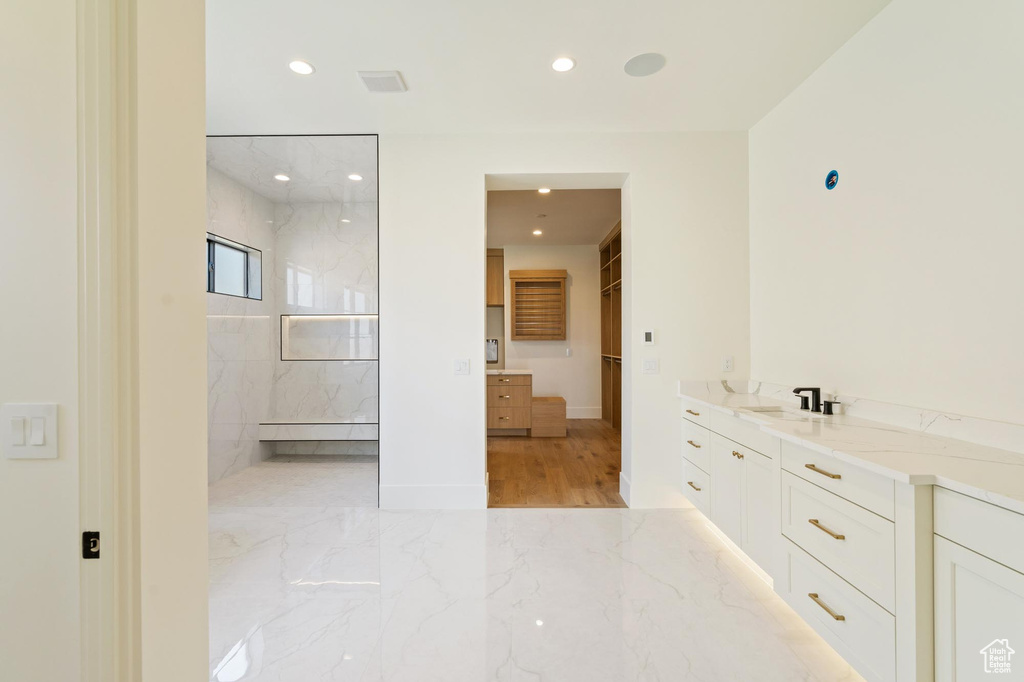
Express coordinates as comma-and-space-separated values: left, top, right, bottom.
357, 71, 408, 93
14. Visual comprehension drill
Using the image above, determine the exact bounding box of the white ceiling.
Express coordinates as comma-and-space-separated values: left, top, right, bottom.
206, 0, 889, 135
206, 135, 377, 203
488, 189, 620, 247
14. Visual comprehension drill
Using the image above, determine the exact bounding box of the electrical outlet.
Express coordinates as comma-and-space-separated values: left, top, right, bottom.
565, 348, 572, 357
722, 356, 734, 372
454, 359, 470, 375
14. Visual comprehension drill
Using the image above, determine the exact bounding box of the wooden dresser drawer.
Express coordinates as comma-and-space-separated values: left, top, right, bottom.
782, 471, 895, 613
488, 406, 531, 429
782, 441, 895, 521
682, 458, 711, 518
680, 396, 710, 429
781, 539, 896, 682
681, 419, 711, 472
487, 385, 531, 408
487, 374, 531, 386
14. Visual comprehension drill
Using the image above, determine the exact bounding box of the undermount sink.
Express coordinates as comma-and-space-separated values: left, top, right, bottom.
740, 406, 827, 419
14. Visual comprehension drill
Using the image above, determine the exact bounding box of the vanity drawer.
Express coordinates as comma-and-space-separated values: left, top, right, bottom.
680, 419, 711, 472
782, 471, 895, 613
487, 407, 531, 429
709, 410, 780, 457
680, 396, 710, 429
487, 374, 531, 386
782, 441, 895, 521
487, 385, 531, 408
682, 458, 711, 517
781, 539, 896, 682
934, 486, 1024, 572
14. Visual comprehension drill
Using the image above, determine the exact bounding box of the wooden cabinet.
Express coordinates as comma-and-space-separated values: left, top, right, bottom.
509, 270, 567, 340
486, 249, 504, 307
600, 223, 622, 428
487, 373, 532, 431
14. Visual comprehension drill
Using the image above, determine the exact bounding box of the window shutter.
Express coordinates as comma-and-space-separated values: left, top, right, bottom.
509, 270, 568, 341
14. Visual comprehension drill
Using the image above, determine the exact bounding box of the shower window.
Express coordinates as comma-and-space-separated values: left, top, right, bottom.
207, 233, 262, 300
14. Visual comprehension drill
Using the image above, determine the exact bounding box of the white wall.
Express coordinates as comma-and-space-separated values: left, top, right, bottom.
503, 244, 603, 418
749, 0, 1024, 424
0, 3, 81, 679
379, 133, 749, 508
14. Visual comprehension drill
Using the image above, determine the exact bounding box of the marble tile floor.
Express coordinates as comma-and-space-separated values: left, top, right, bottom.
209, 455, 379, 508
209, 464, 863, 682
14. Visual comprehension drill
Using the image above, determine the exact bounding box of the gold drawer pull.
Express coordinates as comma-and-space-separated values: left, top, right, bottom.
499, 378, 511, 382
686, 409, 700, 416
687, 481, 702, 492
808, 518, 845, 540
805, 463, 841, 480
500, 395, 511, 399
732, 450, 744, 460
686, 440, 702, 449
499, 416, 510, 421
808, 593, 846, 621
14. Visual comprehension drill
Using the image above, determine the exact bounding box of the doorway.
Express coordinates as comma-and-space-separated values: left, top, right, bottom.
483, 176, 626, 507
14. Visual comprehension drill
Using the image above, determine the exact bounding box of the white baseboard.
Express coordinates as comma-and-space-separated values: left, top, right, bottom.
567, 407, 602, 419
379, 484, 487, 509
619, 472, 632, 507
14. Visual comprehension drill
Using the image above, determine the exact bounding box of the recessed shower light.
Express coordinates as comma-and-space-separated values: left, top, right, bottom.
551, 57, 575, 73
538, 188, 551, 194
348, 174, 363, 181
274, 174, 290, 182
533, 229, 543, 236
288, 60, 315, 75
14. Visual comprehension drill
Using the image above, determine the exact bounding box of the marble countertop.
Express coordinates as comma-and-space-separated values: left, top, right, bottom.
486, 369, 533, 375
678, 386, 1024, 515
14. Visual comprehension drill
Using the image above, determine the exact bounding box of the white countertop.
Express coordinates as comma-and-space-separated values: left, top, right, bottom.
486, 369, 533, 375
678, 387, 1024, 515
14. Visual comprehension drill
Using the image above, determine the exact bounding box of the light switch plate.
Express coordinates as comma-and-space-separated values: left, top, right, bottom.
1, 403, 58, 459
642, 359, 660, 374
454, 359, 471, 376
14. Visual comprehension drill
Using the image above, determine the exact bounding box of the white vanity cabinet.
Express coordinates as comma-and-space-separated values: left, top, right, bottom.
681, 404, 781, 580
709, 433, 777, 571
934, 488, 1024, 681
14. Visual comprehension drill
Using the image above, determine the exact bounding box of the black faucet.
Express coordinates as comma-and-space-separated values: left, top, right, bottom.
793, 387, 822, 413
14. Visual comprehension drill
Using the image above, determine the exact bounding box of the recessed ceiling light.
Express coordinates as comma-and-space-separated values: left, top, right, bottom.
348, 174, 363, 181
341, 219, 351, 223
288, 60, 315, 76
533, 229, 543, 236
538, 188, 551, 194
274, 174, 290, 182
551, 57, 575, 73
624, 53, 666, 78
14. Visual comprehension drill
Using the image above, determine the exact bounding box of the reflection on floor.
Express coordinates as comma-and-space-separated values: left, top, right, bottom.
487, 419, 625, 507
208, 464, 863, 681
209, 455, 378, 508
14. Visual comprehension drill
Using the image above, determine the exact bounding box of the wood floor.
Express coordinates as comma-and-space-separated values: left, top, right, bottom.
487, 419, 625, 508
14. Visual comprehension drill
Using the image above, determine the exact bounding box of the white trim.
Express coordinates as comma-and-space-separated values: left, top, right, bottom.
78, 1, 138, 680
379, 484, 488, 509
566, 407, 602, 419
619, 472, 632, 507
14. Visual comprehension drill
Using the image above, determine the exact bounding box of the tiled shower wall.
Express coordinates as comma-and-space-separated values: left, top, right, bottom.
206, 137, 380, 483
207, 167, 276, 482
